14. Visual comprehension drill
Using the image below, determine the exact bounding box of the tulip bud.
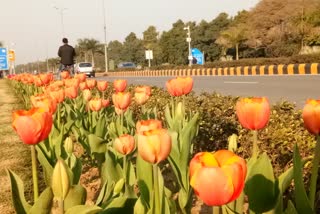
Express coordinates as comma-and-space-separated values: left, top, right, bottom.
228, 134, 238, 152
113, 178, 125, 196
52, 159, 70, 199
64, 137, 74, 155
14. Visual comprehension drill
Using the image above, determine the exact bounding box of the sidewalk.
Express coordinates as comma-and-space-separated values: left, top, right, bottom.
0, 79, 32, 214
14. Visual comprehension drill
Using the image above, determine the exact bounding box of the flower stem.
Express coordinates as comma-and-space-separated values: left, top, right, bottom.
213, 206, 220, 214
309, 135, 320, 209
153, 164, 161, 214
252, 130, 259, 159
31, 145, 39, 201
123, 155, 129, 194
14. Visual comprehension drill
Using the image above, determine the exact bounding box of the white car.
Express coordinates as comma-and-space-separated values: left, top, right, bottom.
74, 62, 95, 77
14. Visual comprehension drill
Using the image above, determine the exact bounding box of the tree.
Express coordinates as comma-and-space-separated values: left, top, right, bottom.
143, 26, 162, 65
159, 19, 191, 65
216, 25, 247, 60
108, 40, 124, 66
192, 13, 232, 62
122, 33, 145, 65
75, 38, 102, 66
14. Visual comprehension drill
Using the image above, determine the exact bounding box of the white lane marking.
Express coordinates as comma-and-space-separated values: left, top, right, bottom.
224, 81, 258, 84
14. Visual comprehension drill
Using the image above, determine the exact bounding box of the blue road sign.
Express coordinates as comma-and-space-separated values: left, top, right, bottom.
0, 48, 9, 70
191, 48, 204, 65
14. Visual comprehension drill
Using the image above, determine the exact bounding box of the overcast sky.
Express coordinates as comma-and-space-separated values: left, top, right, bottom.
1, 0, 260, 64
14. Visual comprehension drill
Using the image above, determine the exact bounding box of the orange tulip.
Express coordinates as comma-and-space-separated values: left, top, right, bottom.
48, 88, 65, 104
136, 119, 162, 134
12, 108, 53, 145
97, 81, 108, 92
39, 73, 53, 85
60, 71, 70, 79
302, 99, 320, 135
33, 76, 44, 87
64, 78, 80, 88
74, 73, 86, 82
64, 86, 78, 99
189, 150, 247, 206
113, 79, 127, 92
83, 89, 92, 101
31, 94, 57, 114
134, 86, 151, 105
79, 82, 88, 90
236, 97, 270, 130
86, 79, 97, 90
88, 98, 102, 111
114, 134, 135, 155
166, 77, 193, 96
112, 92, 131, 110
137, 128, 171, 164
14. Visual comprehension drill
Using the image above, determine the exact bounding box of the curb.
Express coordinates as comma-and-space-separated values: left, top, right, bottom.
106, 63, 320, 77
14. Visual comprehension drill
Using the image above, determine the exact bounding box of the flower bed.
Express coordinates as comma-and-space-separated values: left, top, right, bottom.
5, 72, 320, 213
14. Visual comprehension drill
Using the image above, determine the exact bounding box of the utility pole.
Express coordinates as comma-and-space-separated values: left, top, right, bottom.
183, 26, 192, 66
102, 0, 108, 74
54, 6, 67, 38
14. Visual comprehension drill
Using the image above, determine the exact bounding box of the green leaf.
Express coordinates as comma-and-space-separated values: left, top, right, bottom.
95, 115, 107, 138
136, 155, 153, 209
293, 144, 314, 213
101, 150, 123, 184
28, 188, 53, 214
65, 205, 102, 214
245, 153, 279, 213
36, 146, 54, 185
101, 197, 136, 214
164, 104, 173, 128
70, 155, 82, 184
134, 197, 147, 214
284, 200, 298, 214
6, 169, 31, 214
64, 185, 87, 211
88, 134, 107, 154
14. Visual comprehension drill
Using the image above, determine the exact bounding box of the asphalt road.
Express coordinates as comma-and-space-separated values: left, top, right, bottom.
97, 75, 320, 109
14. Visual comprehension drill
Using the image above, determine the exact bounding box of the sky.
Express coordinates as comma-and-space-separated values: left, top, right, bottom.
1, 0, 260, 64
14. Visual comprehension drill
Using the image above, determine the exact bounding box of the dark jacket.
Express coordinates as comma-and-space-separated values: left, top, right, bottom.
58, 44, 76, 65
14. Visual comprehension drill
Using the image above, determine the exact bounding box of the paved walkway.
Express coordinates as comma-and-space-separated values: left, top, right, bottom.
0, 79, 32, 214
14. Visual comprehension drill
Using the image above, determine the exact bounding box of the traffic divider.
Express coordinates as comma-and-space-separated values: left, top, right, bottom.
107, 63, 320, 77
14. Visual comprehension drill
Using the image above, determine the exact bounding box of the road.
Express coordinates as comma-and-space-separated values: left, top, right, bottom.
97, 75, 320, 109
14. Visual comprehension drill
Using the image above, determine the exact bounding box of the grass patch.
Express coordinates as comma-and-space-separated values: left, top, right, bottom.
0, 79, 33, 214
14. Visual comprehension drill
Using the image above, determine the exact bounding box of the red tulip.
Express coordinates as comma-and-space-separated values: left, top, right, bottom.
302, 99, 320, 135
236, 97, 270, 130
190, 150, 247, 206
166, 77, 193, 96
137, 128, 171, 164
12, 108, 53, 145
114, 134, 135, 155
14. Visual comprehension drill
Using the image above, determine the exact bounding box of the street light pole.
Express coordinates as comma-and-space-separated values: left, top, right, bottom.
102, 0, 108, 74
184, 26, 192, 66
54, 6, 67, 38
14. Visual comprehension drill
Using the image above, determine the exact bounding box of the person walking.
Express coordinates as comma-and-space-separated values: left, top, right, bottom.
58, 38, 76, 78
